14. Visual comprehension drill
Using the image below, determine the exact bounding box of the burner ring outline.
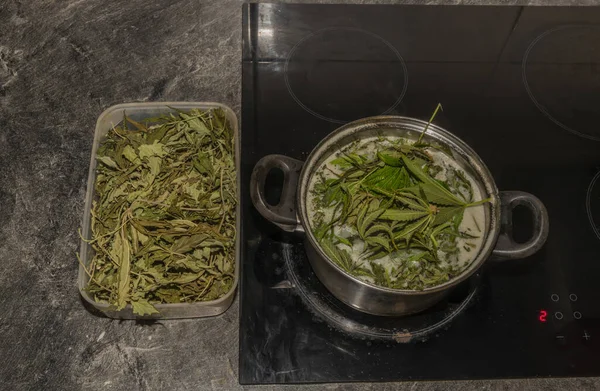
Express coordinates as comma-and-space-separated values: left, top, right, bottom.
284, 27, 408, 124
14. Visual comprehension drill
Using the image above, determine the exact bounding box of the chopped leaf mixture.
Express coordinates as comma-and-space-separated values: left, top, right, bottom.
81, 108, 236, 315
308, 133, 490, 291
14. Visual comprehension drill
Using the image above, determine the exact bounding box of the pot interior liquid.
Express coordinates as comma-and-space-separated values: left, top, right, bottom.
307, 136, 486, 290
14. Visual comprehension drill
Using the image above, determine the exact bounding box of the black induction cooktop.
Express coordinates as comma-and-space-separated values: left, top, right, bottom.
239, 4, 600, 384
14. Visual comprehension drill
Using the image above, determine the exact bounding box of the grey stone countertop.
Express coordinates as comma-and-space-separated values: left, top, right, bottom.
1, 0, 599, 390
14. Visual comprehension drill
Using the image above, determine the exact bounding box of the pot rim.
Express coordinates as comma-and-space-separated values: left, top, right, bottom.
297, 115, 501, 296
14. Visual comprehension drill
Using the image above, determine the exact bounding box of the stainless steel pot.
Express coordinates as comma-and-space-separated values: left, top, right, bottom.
250, 116, 549, 316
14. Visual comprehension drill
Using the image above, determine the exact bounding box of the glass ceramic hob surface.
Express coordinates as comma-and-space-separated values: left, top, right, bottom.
240, 4, 600, 384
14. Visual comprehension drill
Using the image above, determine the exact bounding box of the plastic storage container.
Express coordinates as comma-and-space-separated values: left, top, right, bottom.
78, 102, 240, 319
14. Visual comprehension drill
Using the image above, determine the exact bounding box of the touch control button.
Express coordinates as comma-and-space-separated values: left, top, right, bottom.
581, 330, 592, 345
555, 312, 564, 320
570, 293, 578, 302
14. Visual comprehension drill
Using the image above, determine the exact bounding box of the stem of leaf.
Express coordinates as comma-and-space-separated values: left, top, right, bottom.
417, 103, 443, 144
465, 197, 491, 208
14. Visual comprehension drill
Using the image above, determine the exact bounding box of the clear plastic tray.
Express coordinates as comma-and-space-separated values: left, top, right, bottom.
78, 102, 240, 319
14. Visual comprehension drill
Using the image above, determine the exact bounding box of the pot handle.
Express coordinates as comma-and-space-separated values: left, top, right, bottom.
250, 154, 304, 232
491, 191, 549, 261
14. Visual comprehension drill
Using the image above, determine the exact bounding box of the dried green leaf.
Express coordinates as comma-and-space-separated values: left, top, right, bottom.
364, 165, 409, 191
123, 145, 139, 163
169, 273, 201, 284
97, 156, 120, 170
357, 201, 384, 238
402, 156, 465, 206
171, 234, 209, 254
320, 237, 355, 273
393, 217, 429, 241
393, 191, 428, 210
138, 142, 167, 160
125, 115, 149, 132
364, 223, 393, 238
330, 156, 355, 168
419, 183, 465, 206
434, 206, 463, 225
180, 113, 210, 136
377, 151, 403, 167
146, 156, 161, 176
131, 299, 159, 316
117, 232, 131, 310
380, 209, 429, 222
366, 236, 391, 252
336, 235, 353, 247
183, 183, 202, 201
194, 151, 213, 175
370, 262, 392, 287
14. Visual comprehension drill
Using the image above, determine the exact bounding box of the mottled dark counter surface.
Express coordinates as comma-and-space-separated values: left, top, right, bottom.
1, 1, 598, 390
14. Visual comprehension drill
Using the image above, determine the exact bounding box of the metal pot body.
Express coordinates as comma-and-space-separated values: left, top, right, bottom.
251, 116, 549, 316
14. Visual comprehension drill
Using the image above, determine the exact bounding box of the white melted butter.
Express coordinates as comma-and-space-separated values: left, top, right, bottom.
307, 136, 487, 287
